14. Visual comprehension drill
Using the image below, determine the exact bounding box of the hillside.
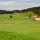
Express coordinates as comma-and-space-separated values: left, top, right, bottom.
0, 6, 40, 14
20, 6, 40, 14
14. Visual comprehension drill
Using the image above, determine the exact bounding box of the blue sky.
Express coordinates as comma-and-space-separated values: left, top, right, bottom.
0, 0, 40, 10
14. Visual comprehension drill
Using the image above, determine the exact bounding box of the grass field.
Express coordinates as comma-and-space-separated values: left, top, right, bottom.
0, 14, 40, 40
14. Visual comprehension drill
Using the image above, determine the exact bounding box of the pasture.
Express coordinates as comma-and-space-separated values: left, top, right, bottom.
0, 14, 40, 40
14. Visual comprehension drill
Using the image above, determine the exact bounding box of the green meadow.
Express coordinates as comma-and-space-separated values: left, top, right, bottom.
0, 14, 40, 40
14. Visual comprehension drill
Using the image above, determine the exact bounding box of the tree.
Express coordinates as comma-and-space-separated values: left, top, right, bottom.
10, 14, 12, 18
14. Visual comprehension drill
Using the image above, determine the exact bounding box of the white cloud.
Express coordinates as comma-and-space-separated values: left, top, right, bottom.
0, 1, 16, 10
16, 0, 40, 10
0, 0, 40, 10
0, 1, 16, 5
16, 0, 35, 3
16, 2, 40, 10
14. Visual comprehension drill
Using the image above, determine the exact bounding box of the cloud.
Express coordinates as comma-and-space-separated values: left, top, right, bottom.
0, 1, 16, 5
0, 1, 16, 7
0, 0, 40, 10
0, 1, 16, 10
16, 0, 32, 3
16, 0, 40, 10
0, 0, 16, 2
16, 0, 40, 3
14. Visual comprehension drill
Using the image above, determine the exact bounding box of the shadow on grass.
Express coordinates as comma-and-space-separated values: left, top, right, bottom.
0, 31, 40, 40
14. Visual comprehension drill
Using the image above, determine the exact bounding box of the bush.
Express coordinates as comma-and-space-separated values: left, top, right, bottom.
10, 15, 12, 18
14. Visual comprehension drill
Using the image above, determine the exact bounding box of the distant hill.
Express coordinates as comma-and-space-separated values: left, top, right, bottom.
20, 6, 40, 15
0, 6, 40, 14
0, 10, 13, 14
0, 10, 21, 14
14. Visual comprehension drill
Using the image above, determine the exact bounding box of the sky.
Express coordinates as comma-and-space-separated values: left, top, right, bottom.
0, 0, 40, 10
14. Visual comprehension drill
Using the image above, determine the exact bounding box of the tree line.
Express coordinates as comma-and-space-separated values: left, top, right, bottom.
0, 6, 40, 15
